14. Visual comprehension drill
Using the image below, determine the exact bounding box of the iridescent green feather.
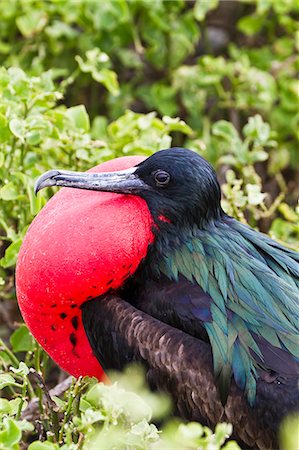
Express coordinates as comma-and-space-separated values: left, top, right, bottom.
157, 218, 299, 404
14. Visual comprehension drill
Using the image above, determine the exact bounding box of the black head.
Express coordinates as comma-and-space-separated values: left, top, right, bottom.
133, 148, 222, 226
35, 148, 223, 228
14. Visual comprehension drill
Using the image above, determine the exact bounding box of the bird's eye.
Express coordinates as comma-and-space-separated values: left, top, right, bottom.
153, 170, 170, 187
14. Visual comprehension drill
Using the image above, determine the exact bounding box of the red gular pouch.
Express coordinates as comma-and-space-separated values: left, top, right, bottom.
16, 156, 154, 379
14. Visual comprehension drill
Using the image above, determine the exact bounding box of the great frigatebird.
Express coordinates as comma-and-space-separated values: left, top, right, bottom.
17, 148, 299, 449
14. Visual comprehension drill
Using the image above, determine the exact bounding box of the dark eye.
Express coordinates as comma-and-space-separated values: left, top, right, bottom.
153, 170, 170, 187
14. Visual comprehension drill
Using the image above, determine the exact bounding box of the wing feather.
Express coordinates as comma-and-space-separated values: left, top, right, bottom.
157, 217, 299, 403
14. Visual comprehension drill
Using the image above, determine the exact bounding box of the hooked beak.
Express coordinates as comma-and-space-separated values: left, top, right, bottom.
34, 167, 149, 196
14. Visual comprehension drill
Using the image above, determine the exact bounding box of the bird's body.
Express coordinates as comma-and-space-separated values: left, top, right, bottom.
133, 214, 299, 406
82, 212, 299, 449
19, 148, 299, 449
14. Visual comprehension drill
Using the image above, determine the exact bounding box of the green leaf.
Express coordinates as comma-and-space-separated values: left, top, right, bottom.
28, 184, 43, 216
251, 150, 268, 163
15, 419, 34, 432
237, 16, 264, 36
0, 40, 11, 54
51, 396, 66, 410
246, 184, 267, 206
67, 105, 90, 132
0, 398, 28, 417
86, 382, 152, 423
130, 419, 159, 440
10, 325, 34, 352
76, 49, 119, 95
81, 408, 105, 425
8, 399, 26, 416
178, 422, 203, 440
0, 374, 16, 390
278, 203, 299, 222
0, 399, 11, 415
91, 115, 108, 139
0, 152, 4, 167
0, 239, 23, 269
16, 11, 47, 37
76, 149, 90, 161
194, 0, 219, 21
243, 115, 271, 144
11, 362, 29, 376
218, 155, 238, 166
26, 130, 41, 146
13, 172, 42, 216
0, 182, 20, 201
0, 113, 10, 142
92, 68, 119, 96
279, 414, 299, 450
214, 422, 233, 445
163, 116, 193, 134
212, 121, 239, 142
45, 21, 79, 40
9, 119, 26, 142
223, 442, 244, 450
0, 418, 21, 448
28, 441, 59, 450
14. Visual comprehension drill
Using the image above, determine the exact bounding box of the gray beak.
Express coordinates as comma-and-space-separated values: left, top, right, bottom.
35, 167, 149, 195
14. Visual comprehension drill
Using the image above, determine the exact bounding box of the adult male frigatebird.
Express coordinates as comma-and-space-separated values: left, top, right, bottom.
18, 148, 299, 449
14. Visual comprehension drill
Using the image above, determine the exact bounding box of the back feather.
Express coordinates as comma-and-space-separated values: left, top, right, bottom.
155, 217, 299, 405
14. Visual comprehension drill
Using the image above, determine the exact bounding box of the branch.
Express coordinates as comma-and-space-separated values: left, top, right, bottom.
21, 375, 73, 421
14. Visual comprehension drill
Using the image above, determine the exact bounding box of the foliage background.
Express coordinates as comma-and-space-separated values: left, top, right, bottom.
0, 0, 298, 448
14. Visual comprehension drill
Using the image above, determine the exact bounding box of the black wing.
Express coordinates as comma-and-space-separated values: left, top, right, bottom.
82, 293, 299, 450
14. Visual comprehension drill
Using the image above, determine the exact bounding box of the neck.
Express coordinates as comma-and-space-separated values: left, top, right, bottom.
137, 188, 223, 233
126, 212, 226, 288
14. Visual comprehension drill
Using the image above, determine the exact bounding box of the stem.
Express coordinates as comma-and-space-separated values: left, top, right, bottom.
270, 54, 298, 77
20, 142, 25, 169
34, 343, 42, 373
37, 383, 44, 416
51, 408, 60, 443
6, 385, 17, 397
27, 377, 35, 400
58, 377, 83, 444
0, 338, 20, 367
21, 377, 73, 422
31, 358, 45, 416
127, 3, 143, 54
131, 24, 143, 54
16, 379, 28, 420
77, 432, 84, 450
60, 68, 80, 92
275, 172, 287, 193
41, 351, 49, 379
11, 366, 35, 400
30, 368, 60, 440
7, 137, 16, 171
259, 192, 285, 218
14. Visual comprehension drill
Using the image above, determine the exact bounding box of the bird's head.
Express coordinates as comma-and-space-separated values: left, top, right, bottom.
36, 148, 223, 228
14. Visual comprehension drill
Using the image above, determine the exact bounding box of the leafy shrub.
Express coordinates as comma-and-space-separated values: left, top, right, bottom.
0, 353, 239, 450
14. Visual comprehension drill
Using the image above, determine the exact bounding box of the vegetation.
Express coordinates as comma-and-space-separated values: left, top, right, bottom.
0, 0, 298, 448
